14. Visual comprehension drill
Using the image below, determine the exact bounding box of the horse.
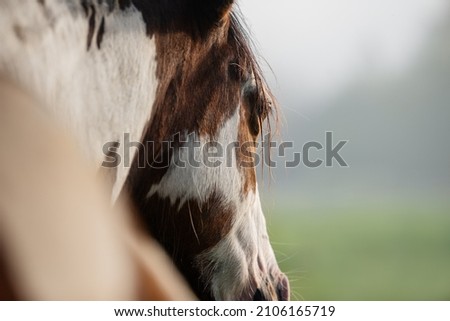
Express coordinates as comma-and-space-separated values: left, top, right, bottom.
0, 0, 289, 301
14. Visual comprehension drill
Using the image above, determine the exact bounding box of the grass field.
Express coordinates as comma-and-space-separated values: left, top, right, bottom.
265, 203, 450, 300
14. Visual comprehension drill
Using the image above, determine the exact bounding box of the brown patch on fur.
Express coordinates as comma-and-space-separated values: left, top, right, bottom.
238, 104, 258, 194
238, 71, 276, 194
129, 191, 233, 300
130, 0, 234, 38
86, 5, 96, 50
96, 17, 105, 49
80, 0, 89, 17
118, 0, 131, 11
151, 24, 239, 139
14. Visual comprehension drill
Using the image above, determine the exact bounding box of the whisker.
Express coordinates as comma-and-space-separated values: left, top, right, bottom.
187, 200, 200, 245
282, 105, 312, 122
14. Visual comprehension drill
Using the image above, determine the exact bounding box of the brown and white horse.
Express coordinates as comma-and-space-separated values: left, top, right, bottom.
0, 0, 289, 301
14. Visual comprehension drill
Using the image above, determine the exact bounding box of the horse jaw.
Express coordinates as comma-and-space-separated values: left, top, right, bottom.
196, 190, 290, 301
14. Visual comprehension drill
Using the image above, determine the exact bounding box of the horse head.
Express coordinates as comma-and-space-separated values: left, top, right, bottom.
126, 0, 289, 301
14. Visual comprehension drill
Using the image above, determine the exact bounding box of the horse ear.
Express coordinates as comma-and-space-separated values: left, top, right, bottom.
193, 0, 234, 28
208, 0, 234, 22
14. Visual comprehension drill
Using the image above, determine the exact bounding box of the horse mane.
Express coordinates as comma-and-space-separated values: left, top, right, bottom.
229, 9, 279, 138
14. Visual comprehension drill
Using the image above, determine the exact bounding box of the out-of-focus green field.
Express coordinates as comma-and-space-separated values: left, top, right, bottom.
265, 204, 450, 300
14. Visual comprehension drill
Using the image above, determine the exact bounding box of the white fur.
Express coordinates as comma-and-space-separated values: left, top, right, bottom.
0, 0, 158, 201
147, 108, 242, 207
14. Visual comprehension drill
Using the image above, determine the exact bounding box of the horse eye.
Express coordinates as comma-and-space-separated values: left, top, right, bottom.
244, 86, 264, 136
228, 60, 244, 81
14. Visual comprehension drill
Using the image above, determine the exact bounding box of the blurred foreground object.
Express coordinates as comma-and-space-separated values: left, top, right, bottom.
0, 79, 195, 300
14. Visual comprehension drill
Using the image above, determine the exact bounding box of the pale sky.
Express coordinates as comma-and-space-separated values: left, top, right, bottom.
239, 0, 449, 112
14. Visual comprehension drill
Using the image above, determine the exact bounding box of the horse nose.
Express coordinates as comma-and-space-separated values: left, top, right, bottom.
253, 289, 266, 301
252, 274, 290, 301
276, 273, 290, 301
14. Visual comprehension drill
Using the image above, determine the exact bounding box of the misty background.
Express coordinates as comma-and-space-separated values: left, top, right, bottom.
239, 0, 450, 300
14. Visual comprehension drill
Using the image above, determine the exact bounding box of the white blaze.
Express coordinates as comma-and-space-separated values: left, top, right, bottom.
147, 108, 242, 207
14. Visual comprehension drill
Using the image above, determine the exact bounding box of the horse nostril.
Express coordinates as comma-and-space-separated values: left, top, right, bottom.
253, 289, 267, 301
277, 274, 290, 301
